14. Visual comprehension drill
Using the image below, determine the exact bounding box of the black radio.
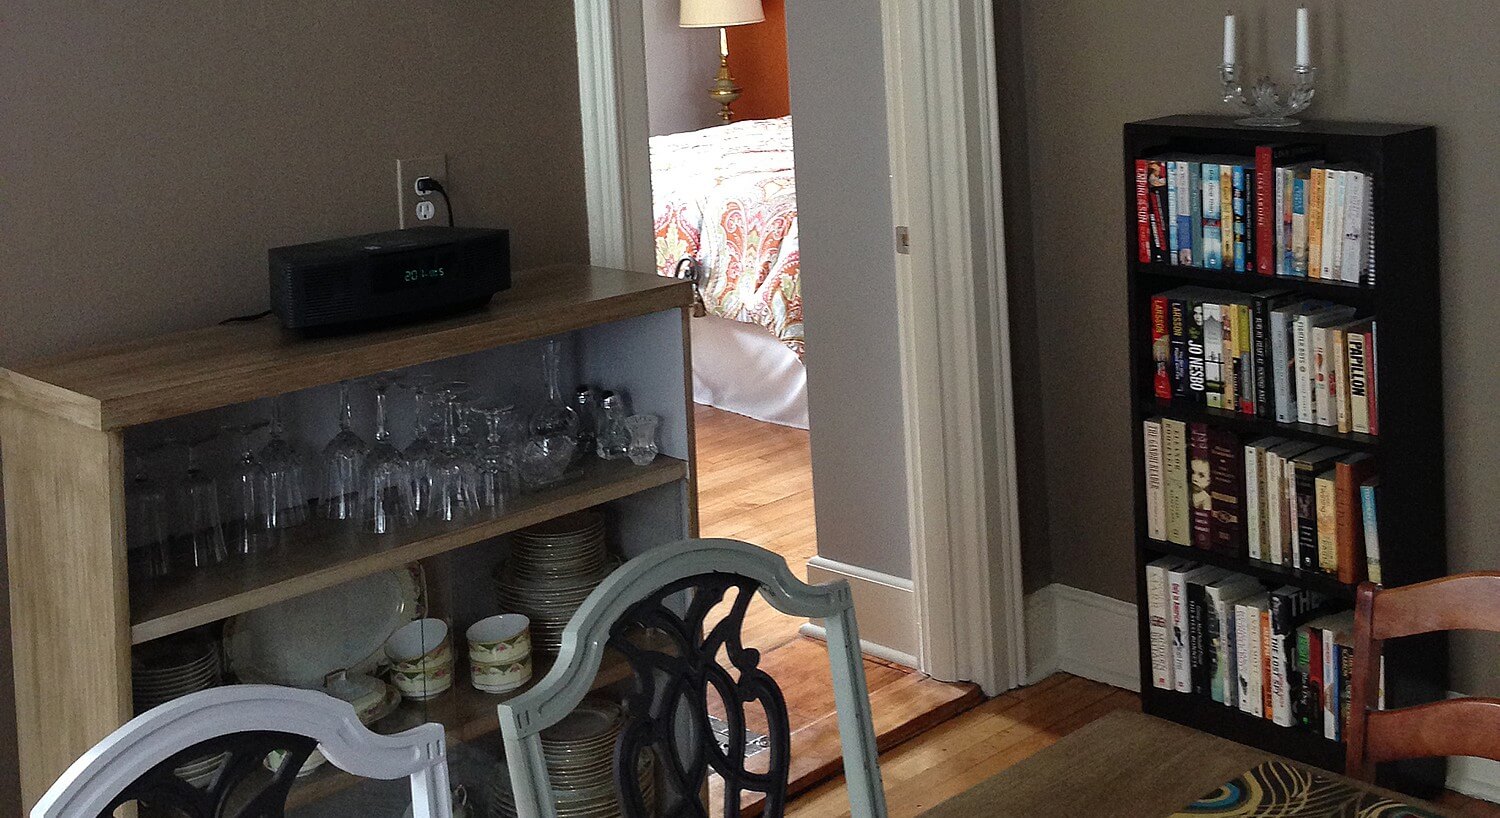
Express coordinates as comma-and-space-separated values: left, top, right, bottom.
269, 226, 511, 332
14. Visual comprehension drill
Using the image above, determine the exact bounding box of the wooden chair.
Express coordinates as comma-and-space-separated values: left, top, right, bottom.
32, 684, 452, 818
1347, 573, 1500, 781
497, 538, 888, 818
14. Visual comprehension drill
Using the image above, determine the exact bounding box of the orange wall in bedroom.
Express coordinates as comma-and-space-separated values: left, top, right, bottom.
726, 0, 789, 121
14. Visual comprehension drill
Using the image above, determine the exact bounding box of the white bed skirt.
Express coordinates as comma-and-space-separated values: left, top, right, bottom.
690, 315, 809, 429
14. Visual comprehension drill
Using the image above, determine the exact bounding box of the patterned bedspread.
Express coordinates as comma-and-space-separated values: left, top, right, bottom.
651, 117, 803, 358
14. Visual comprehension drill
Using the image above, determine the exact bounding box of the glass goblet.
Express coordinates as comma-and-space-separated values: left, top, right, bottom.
322, 381, 368, 523
400, 374, 440, 517
126, 444, 172, 579
474, 400, 521, 513
430, 389, 480, 522
175, 437, 227, 570
364, 379, 415, 535
224, 421, 273, 556
260, 397, 310, 530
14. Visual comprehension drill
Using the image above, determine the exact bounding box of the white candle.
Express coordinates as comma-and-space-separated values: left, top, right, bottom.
1223, 13, 1237, 65
1296, 7, 1311, 67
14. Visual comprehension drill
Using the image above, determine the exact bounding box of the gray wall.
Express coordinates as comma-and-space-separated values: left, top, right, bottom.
0, 2, 588, 808
1001, 0, 1500, 689
785, 1, 911, 579
0, 3, 589, 366
642, 0, 721, 136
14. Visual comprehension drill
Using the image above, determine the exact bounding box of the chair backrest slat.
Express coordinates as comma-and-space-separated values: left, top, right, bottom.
1364, 699, 1500, 766
1368, 573, 1500, 640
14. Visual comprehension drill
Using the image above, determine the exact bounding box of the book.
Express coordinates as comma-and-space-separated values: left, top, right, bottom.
1232, 165, 1249, 272
1292, 447, 1346, 571
1206, 574, 1261, 705
1203, 163, 1223, 269
1335, 453, 1378, 585
1367, 321, 1380, 435
1236, 597, 1269, 717
1221, 164, 1235, 269
1331, 321, 1357, 433
1203, 302, 1224, 409
1282, 166, 1295, 277
1166, 160, 1180, 262
1242, 167, 1257, 275
1207, 426, 1246, 556
1299, 625, 1324, 733
1347, 320, 1373, 434
1260, 603, 1273, 716
1275, 167, 1286, 277
1291, 170, 1309, 276
1328, 170, 1347, 281
1311, 610, 1357, 740
1136, 159, 1152, 263
1296, 306, 1358, 424
1168, 562, 1212, 693
1186, 299, 1208, 404
1147, 160, 1170, 264
1340, 170, 1369, 283
1189, 423, 1213, 549
1151, 295, 1172, 400
1314, 469, 1338, 574
1361, 476, 1382, 584
1146, 556, 1186, 690
1265, 442, 1317, 567
1187, 570, 1224, 695
1251, 290, 1295, 419
1307, 167, 1326, 278
1176, 160, 1194, 265
1144, 419, 1166, 541
1243, 437, 1287, 562
1268, 585, 1327, 727
1320, 169, 1341, 279
1189, 162, 1205, 267
1311, 323, 1334, 427
1163, 419, 1191, 546
1255, 145, 1322, 276
1168, 293, 1191, 401
1236, 304, 1255, 415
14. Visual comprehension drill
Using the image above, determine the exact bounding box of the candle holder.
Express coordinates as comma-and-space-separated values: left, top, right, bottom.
1219, 63, 1317, 128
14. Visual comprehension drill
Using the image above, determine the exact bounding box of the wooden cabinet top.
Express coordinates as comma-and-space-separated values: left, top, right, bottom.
0, 265, 691, 430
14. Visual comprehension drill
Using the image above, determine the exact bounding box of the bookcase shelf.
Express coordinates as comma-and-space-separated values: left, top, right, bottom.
1124, 116, 1446, 794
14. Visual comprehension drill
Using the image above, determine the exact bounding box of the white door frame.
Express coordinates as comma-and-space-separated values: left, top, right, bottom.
571, 0, 1026, 695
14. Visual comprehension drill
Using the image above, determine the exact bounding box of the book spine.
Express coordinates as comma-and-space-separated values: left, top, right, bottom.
1265, 449, 1283, 566
1136, 159, 1152, 263
1169, 298, 1189, 401
1203, 164, 1223, 270
1291, 173, 1309, 276
1148, 161, 1169, 264
1294, 316, 1315, 424
1335, 460, 1370, 585
1236, 604, 1261, 716
1339, 643, 1354, 739
1349, 330, 1371, 434
1146, 561, 1173, 690
1189, 162, 1204, 267
1312, 325, 1333, 427
1220, 303, 1235, 410
1237, 305, 1255, 415
1223, 597, 1238, 707
1260, 608, 1273, 717
1189, 423, 1213, 550
1144, 420, 1165, 541
1166, 161, 1180, 262
1296, 627, 1313, 729
1245, 444, 1263, 561
1295, 463, 1322, 572
1243, 167, 1257, 275
1334, 327, 1352, 434
1341, 171, 1367, 283
1285, 458, 1301, 567
1367, 323, 1380, 435
1329, 170, 1347, 281
1176, 161, 1194, 266
1255, 147, 1275, 276
1253, 298, 1272, 417
1308, 167, 1326, 278
1320, 169, 1340, 279
1362, 482, 1381, 584
1188, 580, 1209, 696
1186, 300, 1207, 404
1316, 471, 1338, 574
1322, 625, 1338, 739
1163, 420, 1190, 546
1308, 627, 1324, 735
1208, 428, 1245, 557
1169, 568, 1192, 693
1151, 295, 1172, 400
1282, 168, 1295, 277
1221, 165, 1235, 268
1232, 165, 1248, 272
1271, 309, 1295, 423
1203, 303, 1224, 409
1363, 174, 1377, 286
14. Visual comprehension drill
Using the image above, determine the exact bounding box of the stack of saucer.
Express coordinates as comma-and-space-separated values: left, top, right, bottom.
496, 512, 613, 653
488, 698, 655, 817
131, 633, 226, 786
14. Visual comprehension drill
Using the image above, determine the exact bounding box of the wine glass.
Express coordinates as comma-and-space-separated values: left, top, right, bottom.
400, 374, 439, 517
322, 381, 368, 523
224, 421, 272, 556
175, 437, 227, 569
364, 379, 416, 534
474, 400, 520, 513
126, 444, 172, 579
430, 385, 480, 522
259, 397, 310, 530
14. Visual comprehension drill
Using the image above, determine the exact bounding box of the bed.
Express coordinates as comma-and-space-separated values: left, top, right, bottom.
651, 116, 808, 429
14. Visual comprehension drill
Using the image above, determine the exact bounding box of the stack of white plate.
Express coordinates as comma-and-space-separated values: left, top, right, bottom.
496, 512, 613, 653
132, 634, 226, 787
488, 699, 655, 818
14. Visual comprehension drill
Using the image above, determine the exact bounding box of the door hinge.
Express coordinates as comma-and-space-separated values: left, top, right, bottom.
896, 225, 911, 255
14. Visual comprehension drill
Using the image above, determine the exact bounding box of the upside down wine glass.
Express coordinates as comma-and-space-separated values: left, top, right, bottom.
363, 379, 416, 534
322, 381, 368, 523
260, 398, 310, 530
224, 421, 272, 556
401, 374, 439, 517
126, 445, 172, 579
176, 437, 227, 569
474, 399, 521, 513
430, 386, 480, 522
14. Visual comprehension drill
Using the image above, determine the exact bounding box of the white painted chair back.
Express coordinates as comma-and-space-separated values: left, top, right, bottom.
32, 684, 451, 818
497, 538, 888, 818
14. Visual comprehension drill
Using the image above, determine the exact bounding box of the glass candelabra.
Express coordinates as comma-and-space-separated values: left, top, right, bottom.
1220, 63, 1317, 128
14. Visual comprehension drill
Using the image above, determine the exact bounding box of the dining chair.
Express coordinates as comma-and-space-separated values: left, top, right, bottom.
1346, 572, 1500, 781
496, 537, 888, 818
32, 684, 452, 818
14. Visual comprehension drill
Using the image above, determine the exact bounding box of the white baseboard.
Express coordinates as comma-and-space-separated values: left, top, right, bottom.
1023, 585, 1499, 803
1024, 583, 1141, 693
804, 556, 918, 668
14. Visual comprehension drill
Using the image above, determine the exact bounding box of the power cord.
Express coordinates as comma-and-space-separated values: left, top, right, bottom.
415, 177, 455, 228
219, 309, 273, 325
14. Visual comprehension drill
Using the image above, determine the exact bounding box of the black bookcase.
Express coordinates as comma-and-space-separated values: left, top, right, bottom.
1123, 115, 1446, 793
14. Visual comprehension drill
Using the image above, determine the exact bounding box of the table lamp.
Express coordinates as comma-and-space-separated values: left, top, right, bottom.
680, 0, 766, 123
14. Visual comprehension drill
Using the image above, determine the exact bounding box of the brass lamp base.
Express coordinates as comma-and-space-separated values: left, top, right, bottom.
709, 54, 742, 124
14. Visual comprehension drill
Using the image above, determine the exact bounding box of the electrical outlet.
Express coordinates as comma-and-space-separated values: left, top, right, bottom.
396, 154, 448, 229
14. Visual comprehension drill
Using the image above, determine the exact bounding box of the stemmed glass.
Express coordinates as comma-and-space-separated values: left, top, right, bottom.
260, 398, 310, 530
474, 400, 521, 513
175, 437, 227, 569
400, 374, 440, 517
126, 444, 172, 579
430, 385, 480, 522
322, 381, 368, 523
363, 379, 416, 534
224, 421, 272, 556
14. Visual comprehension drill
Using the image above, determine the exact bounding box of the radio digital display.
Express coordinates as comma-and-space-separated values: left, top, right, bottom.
372, 250, 456, 293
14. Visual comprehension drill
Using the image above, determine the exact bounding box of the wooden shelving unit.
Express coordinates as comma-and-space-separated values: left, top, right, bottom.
1123, 116, 1446, 793
0, 264, 699, 811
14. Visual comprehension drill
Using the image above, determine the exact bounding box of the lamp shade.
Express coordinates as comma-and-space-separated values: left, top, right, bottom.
680, 0, 765, 28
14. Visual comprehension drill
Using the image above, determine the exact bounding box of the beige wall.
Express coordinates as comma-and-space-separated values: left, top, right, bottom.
1, 3, 589, 366
1002, 0, 1500, 689
0, 3, 588, 807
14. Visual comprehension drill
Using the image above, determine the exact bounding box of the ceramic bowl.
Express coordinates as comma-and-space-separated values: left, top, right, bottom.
384, 618, 452, 672
390, 660, 455, 701
470, 654, 533, 694
466, 614, 532, 665
265, 746, 327, 778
